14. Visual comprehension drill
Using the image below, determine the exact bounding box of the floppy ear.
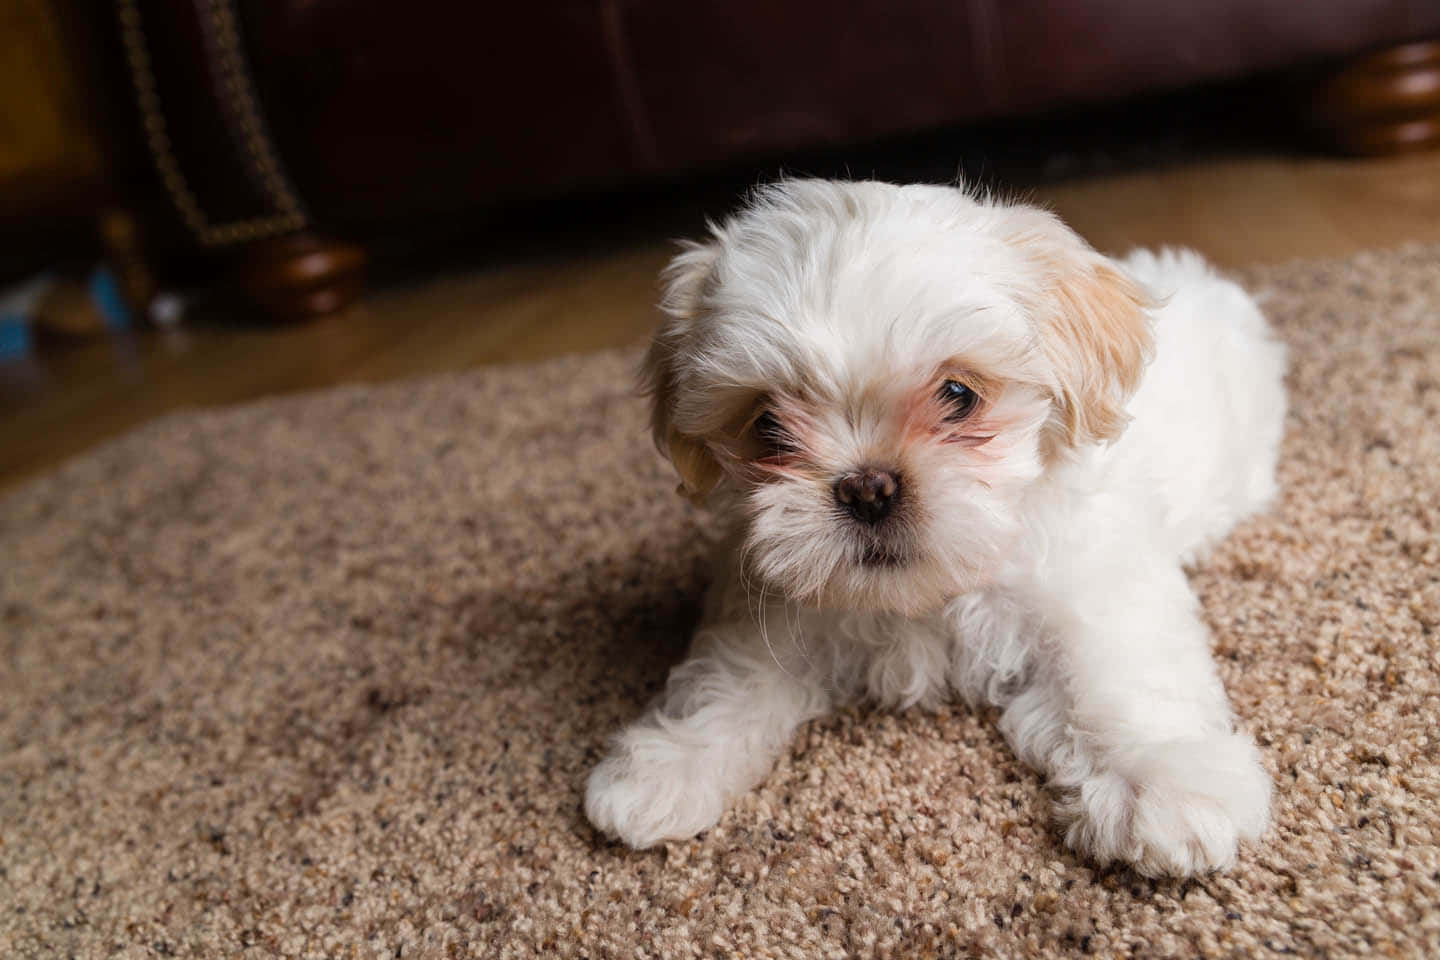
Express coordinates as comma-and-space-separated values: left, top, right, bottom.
640, 240, 725, 503
1001, 212, 1153, 454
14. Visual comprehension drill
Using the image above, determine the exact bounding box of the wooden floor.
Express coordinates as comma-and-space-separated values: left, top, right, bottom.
3, 149, 1440, 491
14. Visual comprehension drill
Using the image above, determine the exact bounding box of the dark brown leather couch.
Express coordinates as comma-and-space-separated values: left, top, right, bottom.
110, 0, 1440, 317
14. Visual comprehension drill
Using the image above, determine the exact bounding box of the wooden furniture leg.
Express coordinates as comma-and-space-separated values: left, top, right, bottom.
1313, 41, 1440, 155
231, 232, 368, 321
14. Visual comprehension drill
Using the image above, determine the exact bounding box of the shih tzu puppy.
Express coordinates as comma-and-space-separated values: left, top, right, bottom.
585, 179, 1286, 877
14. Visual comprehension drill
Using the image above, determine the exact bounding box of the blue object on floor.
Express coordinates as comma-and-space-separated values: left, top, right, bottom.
0, 274, 50, 359
0, 315, 30, 359
90, 266, 132, 331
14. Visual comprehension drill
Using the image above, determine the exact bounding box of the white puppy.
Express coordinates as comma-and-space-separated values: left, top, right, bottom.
586, 179, 1285, 877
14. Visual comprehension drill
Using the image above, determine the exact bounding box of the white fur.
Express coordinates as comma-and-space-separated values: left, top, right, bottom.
586, 180, 1286, 877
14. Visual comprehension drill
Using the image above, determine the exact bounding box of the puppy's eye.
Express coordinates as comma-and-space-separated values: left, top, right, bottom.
938, 379, 979, 421
753, 411, 795, 456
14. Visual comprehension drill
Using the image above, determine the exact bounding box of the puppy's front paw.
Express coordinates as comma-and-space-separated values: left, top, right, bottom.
1060, 732, 1271, 877
584, 733, 729, 849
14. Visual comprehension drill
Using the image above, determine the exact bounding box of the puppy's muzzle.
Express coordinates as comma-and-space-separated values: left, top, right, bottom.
834, 468, 901, 525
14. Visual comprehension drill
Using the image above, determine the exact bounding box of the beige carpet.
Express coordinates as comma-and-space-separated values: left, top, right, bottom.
3, 245, 1439, 959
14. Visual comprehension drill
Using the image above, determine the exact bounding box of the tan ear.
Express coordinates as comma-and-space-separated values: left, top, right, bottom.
1041, 259, 1153, 449
1000, 211, 1153, 453
641, 240, 725, 503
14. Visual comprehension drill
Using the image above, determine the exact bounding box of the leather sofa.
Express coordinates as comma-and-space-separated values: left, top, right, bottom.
107, 0, 1440, 318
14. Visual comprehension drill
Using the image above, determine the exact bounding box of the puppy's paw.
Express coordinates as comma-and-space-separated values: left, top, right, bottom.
1060, 732, 1271, 877
584, 733, 729, 849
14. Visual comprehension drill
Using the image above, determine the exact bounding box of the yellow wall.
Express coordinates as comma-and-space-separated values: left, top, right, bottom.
0, 0, 105, 202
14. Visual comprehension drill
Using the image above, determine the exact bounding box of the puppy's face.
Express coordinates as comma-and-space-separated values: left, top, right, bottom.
646, 181, 1151, 615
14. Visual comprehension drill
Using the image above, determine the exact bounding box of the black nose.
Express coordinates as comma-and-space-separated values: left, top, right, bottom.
834, 469, 900, 525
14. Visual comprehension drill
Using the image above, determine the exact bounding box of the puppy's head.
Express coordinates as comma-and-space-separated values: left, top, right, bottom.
644, 180, 1151, 615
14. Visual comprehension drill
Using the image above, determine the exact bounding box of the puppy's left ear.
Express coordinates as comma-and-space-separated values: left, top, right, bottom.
641, 240, 725, 503
1001, 211, 1153, 454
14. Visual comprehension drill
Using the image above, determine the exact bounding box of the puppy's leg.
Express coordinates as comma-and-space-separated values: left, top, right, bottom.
585, 618, 830, 848
1000, 557, 1270, 877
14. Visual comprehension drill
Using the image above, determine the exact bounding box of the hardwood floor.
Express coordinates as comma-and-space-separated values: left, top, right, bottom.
3, 149, 1439, 491
1042, 151, 1440, 264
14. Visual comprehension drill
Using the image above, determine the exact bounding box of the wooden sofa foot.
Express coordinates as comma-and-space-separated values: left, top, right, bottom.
1313, 41, 1440, 155
232, 232, 368, 321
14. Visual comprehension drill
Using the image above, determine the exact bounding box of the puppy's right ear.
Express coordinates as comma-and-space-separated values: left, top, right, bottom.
641, 240, 724, 504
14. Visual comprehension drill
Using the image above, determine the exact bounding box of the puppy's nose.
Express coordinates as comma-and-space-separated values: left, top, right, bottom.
834, 469, 900, 525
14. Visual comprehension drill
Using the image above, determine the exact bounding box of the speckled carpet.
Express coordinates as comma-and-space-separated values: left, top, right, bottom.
3, 245, 1439, 959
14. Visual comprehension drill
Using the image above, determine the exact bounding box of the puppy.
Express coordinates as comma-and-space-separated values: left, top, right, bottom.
586, 179, 1286, 877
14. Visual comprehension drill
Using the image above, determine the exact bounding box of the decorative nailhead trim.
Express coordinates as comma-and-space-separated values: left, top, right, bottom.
206, 0, 305, 220
116, 0, 309, 247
